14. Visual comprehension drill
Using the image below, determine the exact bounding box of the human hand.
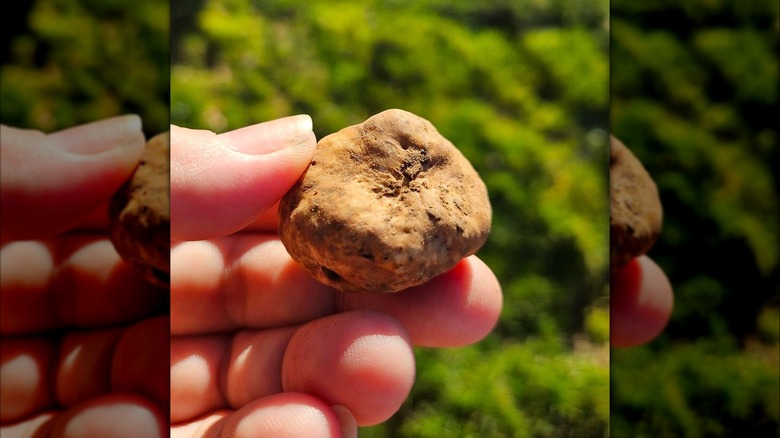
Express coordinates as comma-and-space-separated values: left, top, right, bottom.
611, 255, 673, 347
1, 116, 169, 436
169, 115, 503, 437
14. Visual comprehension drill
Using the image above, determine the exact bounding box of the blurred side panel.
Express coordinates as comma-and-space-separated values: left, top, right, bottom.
611, 0, 779, 436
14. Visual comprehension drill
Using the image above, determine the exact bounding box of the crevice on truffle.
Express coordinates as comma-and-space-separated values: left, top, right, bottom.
321, 266, 343, 283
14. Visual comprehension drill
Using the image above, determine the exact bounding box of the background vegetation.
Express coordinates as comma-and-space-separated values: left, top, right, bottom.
172, 0, 610, 436
1, 0, 169, 139
611, 1, 780, 436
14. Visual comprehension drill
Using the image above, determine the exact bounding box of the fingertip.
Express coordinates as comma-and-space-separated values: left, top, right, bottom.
460, 255, 504, 344
0, 338, 58, 423
406, 256, 503, 347
638, 255, 674, 323
282, 311, 415, 426
339, 256, 503, 347
119, 114, 143, 135
611, 256, 673, 348
222, 393, 345, 438
331, 405, 358, 438
49, 393, 166, 438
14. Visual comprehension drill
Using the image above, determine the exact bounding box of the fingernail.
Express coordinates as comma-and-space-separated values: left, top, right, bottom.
260, 114, 314, 154
51, 115, 145, 155
217, 114, 315, 156
331, 405, 357, 438
289, 114, 313, 141
286, 115, 316, 155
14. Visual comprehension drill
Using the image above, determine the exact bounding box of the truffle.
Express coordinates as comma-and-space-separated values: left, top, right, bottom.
279, 109, 491, 293
109, 131, 170, 288
610, 135, 662, 267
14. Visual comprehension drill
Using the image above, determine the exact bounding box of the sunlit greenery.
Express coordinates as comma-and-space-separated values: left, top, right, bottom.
173, 0, 610, 435
611, 1, 780, 436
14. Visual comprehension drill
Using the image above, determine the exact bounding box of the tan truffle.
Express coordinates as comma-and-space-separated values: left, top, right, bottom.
610, 135, 663, 267
279, 109, 491, 293
109, 131, 170, 288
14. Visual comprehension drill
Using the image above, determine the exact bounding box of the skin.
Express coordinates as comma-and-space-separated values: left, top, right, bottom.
1, 116, 169, 437
170, 115, 503, 437
611, 255, 674, 348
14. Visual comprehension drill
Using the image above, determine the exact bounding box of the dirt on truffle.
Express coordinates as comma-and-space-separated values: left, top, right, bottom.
610, 135, 662, 268
279, 109, 491, 293
109, 131, 170, 288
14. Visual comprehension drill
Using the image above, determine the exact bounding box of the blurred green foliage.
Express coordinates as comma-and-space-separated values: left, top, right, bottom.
585, 306, 610, 345
173, 0, 609, 435
611, 1, 780, 436
1, 0, 169, 138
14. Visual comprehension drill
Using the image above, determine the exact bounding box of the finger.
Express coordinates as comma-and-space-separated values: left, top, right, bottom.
170, 235, 335, 335
222, 328, 296, 409
111, 316, 170, 411
331, 405, 358, 438
0, 337, 58, 423
0, 116, 145, 241
219, 393, 353, 438
168, 327, 298, 423
73, 203, 110, 232
170, 335, 230, 423
1, 237, 167, 335
338, 255, 503, 347
170, 116, 316, 241
171, 394, 355, 438
2, 319, 169, 426
47, 393, 166, 438
282, 311, 415, 426
56, 328, 124, 408
53, 319, 169, 411
171, 236, 501, 348
611, 256, 674, 348
171, 311, 414, 427
169, 328, 295, 422
242, 202, 280, 232
0, 411, 56, 437
171, 411, 228, 437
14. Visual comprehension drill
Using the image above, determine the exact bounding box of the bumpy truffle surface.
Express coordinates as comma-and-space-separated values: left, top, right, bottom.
109, 131, 170, 288
610, 135, 662, 267
279, 109, 491, 293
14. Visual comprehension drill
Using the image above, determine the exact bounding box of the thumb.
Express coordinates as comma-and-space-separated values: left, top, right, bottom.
1, 115, 145, 240
170, 115, 316, 241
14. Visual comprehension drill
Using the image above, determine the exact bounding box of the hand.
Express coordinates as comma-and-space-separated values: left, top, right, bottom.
1, 116, 169, 437
169, 116, 503, 437
611, 255, 674, 347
